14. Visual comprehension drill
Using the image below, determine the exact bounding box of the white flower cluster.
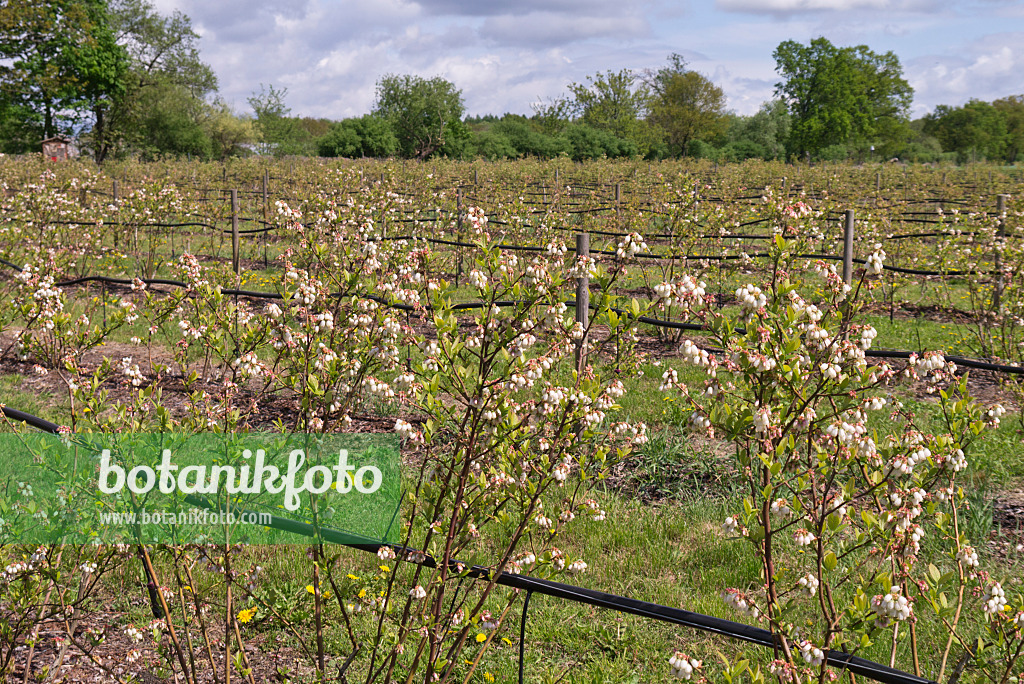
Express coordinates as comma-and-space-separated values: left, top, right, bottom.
793, 529, 816, 547
865, 243, 887, 275
859, 325, 878, 350
545, 241, 567, 256
178, 253, 208, 289
615, 232, 647, 258
983, 582, 1007, 616
872, 586, 912, 624
466, 206, 488, 234
119, 356, 145, 387
721, 588, 760, 618
669, 652, 702, 680
567, 559, 588, 575
409, 584, 427, 600
987, 404, 1006, 427
506, 552, 537, 574
680, 340, 711, 367
753, 406, 772, 434
799, 640, 825, 667
797, 573, 819, 597
231, 351, 263, 379
735, 284, 766, 315
770, 498, 792, 518
956, 545, 979, 568
394, 418, 423, 444
581, 498, 606, 522
468, 269, 488, 289
654, 275, 706, 309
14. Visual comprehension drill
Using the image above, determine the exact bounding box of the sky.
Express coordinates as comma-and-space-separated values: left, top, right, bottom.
149, 0, 1024, 121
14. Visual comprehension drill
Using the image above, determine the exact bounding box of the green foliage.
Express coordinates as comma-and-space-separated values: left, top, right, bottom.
248, 84, 315, 157
736, 99, 791, 160
466, 130, 518, 160
644, 54, 728, 157
0, 0, 128, 142
925, 99, 1011, 163
773, 37, 913, 158
202, 99, 256, 161
88, 0, 217, 161
373, 74, 466, 159
317, 115, 398, 158
0, 97, 43, 154
491, 118, 569, 158
560, 123, 638, 160
567, 69, 653, 156
993, 95, 1024, 162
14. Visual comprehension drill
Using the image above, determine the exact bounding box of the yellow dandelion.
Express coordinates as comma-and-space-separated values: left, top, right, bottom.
236, 607, 257, 624
475, 633, 487, 643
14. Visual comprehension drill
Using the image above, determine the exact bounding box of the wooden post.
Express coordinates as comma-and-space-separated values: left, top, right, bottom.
455, 187, 463, 286
112, 180, 120, 249
575, 233, 590, 373
842, 210, 855, 287
262, 170, 269, 220
231, 189, 240, 276
993, 194, 1008, 311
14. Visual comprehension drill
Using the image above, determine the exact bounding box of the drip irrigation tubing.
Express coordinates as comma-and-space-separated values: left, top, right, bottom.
0, 404, 937, 684
3, 259, 1023, 375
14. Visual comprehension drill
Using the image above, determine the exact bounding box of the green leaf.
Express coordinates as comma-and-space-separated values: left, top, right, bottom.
823, 551, 837, 571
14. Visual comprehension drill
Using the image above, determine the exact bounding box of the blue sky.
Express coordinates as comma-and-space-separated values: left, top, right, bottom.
151, 0, 1024, 120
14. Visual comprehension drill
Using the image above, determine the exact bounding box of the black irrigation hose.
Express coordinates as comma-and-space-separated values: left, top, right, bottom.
0, 403, 936, 684
4, 264, 1024, 375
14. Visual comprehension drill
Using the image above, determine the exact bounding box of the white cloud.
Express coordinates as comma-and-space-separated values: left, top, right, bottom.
906, 32, 1024, 115
715, 0, 950, 13
481, 13, 650, 46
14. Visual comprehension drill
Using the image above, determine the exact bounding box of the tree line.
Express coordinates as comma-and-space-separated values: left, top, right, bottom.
1, 0, 1021, 164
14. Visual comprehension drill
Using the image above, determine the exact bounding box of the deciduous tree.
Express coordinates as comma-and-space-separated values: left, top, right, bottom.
643, 54, 728, 157
0, 0, 127, 146
373, 74, 466, 159
567, 69, 652, 155
923, 100, 1008, 163
773, 38, 912, 158
90, 0, 216, 160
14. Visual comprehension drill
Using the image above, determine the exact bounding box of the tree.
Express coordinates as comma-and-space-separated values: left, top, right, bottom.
317, 115, 398, 158
773, 38, 913, 158
567, 69, 652, 155
993, 95, 1024, 162
88, 0, 216, 160
373, 74, 466, 159
644, 54, 728, 157
248, 84, 314, 156
202, 100, 256, 160
923, 99, 1009, 162
741, 99, 791, 160
0, 0, 127, 144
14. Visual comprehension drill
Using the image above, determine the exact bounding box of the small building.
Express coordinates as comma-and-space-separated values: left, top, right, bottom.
41, 136, 79, 161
